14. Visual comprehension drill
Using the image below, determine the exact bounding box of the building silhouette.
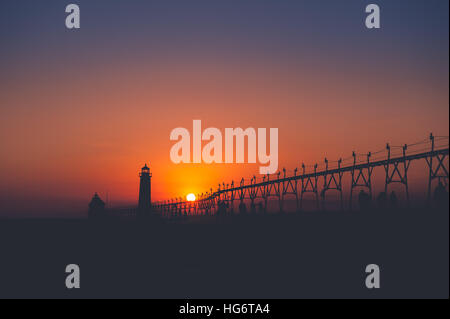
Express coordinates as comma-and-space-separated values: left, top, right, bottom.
88, 192, 106, 219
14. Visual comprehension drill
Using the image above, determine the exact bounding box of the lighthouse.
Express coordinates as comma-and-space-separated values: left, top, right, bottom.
138, 163, 152, 215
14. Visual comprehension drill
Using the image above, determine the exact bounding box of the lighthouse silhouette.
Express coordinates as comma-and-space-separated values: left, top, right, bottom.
138, 163, 152, 216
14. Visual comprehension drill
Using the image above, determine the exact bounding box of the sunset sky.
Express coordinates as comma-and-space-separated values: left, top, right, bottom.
0, 0, 448, 217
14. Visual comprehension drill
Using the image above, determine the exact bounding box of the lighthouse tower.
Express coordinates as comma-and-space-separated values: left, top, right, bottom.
138, 163, 152, 214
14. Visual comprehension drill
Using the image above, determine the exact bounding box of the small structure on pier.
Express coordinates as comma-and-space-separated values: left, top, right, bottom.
88, 192, 106, 219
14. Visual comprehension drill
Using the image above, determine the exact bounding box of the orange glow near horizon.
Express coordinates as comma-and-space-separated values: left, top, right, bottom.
0, 54, 448, 216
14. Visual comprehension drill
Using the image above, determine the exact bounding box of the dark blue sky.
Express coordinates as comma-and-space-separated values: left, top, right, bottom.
1, 1, 448, 67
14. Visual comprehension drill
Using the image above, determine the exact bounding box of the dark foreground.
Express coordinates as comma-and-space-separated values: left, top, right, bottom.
0, 208, 448, 299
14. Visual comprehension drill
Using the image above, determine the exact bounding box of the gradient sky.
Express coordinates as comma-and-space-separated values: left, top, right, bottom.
0, 0, 448, 217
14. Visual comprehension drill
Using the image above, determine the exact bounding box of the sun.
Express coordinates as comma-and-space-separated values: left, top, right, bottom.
186, 193, 196, 202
